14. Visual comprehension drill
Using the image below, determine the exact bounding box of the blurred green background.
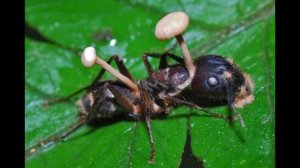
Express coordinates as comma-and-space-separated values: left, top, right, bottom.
25, 0, 275, 167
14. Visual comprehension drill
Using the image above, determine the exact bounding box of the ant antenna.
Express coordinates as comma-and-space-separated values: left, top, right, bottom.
81, 47, 139, 96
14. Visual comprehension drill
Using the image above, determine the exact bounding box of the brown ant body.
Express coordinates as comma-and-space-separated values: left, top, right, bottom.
25, 12, 254, 163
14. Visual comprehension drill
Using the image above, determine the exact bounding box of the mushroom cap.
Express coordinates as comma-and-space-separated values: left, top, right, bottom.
155, 11, 189, 40
81, 47, 97, 67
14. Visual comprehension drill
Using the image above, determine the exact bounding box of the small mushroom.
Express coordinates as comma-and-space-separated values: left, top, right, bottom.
81, 47, 139, 94
155, 11, 195, 78
81, 47, 97, 67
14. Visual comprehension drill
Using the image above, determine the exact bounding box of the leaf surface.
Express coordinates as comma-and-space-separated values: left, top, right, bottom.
25, 0, 275, 167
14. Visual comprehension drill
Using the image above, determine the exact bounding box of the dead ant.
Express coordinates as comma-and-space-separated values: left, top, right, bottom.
25, 12, 254, 163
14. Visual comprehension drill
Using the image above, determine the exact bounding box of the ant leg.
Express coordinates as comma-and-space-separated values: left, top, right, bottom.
137, 81, 156, 163
145, 108, 155, 163
99, 83, 157, 162
143, 52, 184, 75
43, 86, 90, 107
142, 53, 159, 75
44, 55, 133, 106
158, 53, 184, 69
97, 81, 156, 163
110, 55, 134, 81
25, 117, 86, 159
163, 95, 239, 121
44, 56, 115, 106
26, 89, 107, 159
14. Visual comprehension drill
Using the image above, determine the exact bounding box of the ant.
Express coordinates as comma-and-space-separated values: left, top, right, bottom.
25, 12, 254, 163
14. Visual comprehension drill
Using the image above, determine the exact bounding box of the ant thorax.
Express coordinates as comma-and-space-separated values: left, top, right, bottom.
136, 64, 191, 114
146, 65, 191, 97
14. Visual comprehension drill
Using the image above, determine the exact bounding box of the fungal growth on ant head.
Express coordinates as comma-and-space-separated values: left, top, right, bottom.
26, 11, 254, 163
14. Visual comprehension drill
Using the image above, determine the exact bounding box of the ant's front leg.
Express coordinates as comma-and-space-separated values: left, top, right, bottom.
143, 52, 184, 75
44, 55, 133, 106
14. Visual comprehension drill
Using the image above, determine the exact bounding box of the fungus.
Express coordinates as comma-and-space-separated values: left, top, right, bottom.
155, 11, 195, 78
81, 47, 139, 93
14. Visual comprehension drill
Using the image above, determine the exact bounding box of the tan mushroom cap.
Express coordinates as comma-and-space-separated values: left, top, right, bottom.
155, 11, 189, 40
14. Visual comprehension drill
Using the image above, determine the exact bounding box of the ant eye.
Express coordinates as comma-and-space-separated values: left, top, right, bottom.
207, 77, 218, 87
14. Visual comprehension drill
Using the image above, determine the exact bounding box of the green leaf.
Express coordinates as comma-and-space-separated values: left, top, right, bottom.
25, 0, 275, 167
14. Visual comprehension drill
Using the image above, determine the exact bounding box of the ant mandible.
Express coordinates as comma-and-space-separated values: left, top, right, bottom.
26, 12, 254, 163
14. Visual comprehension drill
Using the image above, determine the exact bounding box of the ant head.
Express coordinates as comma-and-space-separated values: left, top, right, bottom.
191, 55, 254, 108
